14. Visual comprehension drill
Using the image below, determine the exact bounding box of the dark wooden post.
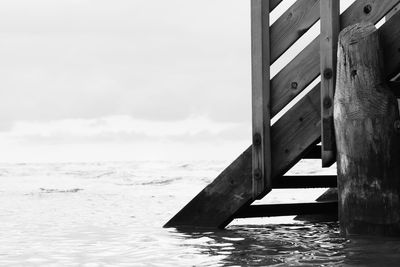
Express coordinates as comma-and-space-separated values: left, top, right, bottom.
251, 0, 271, 199
334, 22, 400, 236
320, 0, 339, 167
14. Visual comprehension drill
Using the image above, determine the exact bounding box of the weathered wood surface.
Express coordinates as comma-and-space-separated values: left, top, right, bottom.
270, 83, 321, 176
251, 0, 271, 198
270, 0, 320, 64
334, 22, 400, 236
320, 0, 339, 167
270, 0, 399, 117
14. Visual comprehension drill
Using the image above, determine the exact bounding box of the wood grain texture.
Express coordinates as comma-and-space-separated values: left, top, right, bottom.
320, 0, 339, 167
334, 22, 400, 236
270, 0, 320, 64
270, 0, 400, 118
271, 83, 321, 177
251, 0, 271, 198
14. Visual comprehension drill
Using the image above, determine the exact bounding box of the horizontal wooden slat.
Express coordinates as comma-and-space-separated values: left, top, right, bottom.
270, 0, 320, 64
235, 201, 338, 218
270, 0, 400, 118
272, 175, 337, 188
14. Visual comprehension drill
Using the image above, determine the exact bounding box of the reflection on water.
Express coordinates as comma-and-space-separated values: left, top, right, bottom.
1, 161, 400, 266
168, 223, 345, 266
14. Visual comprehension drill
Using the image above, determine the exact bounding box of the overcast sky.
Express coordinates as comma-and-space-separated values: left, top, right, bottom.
0, 0, 358, 163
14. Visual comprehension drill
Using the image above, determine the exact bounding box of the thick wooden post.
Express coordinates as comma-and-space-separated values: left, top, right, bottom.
334, 22, 400, 236
251, 0, 271, 199
320, 0, 339, 167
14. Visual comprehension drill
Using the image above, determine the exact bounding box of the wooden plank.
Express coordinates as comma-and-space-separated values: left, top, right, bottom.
235, 201, 338, 218
251, 0, 271, 198
270, 0, 320, 64
271, 37, 319, 117
164, 84, 322, 229
164, 146, 253, 229
272, 175, 337, 188
320, 0, 340, 167
270, 0, 400, 118
271, 83, 321, 177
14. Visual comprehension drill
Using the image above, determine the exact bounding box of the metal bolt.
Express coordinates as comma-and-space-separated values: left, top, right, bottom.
323, 68, 333, 80
253, 133, 262, 146
364, 4, 372, 14
394, 120, 400, 133
323, 97, 332, 109
291, 82, 298, 89
253, 169, 262, 180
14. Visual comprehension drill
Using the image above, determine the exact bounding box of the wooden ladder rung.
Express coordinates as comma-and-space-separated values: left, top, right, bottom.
272, 175, 337, 188
302, 145, 322, 159
234, 201, 338, 218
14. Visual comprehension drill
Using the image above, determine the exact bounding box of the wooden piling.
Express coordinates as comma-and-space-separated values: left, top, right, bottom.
320, 0, 339, 167
334, 22, 400, 236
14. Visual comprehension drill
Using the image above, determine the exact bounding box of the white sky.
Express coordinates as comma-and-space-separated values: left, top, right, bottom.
0, 0, 357, 163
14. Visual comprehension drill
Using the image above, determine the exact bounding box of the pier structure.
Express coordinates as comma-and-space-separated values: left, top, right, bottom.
165, 0, 400, 230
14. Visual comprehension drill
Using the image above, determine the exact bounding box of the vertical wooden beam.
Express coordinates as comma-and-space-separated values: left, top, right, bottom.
251, 0, 271, 199
320, 0, 339, 167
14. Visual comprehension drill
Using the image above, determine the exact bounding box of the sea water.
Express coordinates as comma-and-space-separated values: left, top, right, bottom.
1, 161, 400, 266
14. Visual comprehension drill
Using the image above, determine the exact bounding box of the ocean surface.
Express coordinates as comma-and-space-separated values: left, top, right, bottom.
1, 160, 400, 266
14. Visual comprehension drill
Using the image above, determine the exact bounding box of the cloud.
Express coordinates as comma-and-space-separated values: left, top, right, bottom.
0, 115, 250, 162
2, 115, 249, 143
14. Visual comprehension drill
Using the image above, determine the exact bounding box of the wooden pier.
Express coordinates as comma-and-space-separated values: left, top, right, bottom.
165, 0, 400, 230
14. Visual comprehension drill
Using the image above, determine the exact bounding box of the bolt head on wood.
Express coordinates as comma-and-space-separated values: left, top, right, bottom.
253, 169, 262, 180
323, 68, 333, 79
291, 82, 298, 89
323, 97, 332, 109
363, 4, 372, 14
253, 133, 262, 146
